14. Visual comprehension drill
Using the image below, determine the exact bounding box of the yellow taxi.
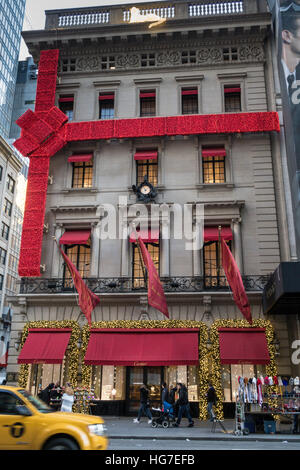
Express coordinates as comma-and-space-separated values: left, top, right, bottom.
0, 385, 108, 450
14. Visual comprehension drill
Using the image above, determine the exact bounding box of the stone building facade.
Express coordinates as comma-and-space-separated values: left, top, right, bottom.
6, 1, 299, 418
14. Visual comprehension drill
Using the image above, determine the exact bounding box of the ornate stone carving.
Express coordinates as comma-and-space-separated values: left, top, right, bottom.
157, 51, 181, 66
60, 43, 265, 74
239, 45, 264, 62
76, 56, 99, 71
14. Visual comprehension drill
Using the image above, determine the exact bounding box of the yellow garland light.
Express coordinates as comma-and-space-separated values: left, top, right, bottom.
81, 320, 210, 421
210, 319, 278, 420
18, 321, 80, 389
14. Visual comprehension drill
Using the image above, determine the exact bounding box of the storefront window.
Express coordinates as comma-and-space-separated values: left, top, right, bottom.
28, 360, 68, 396
221, 364, 266, 402
188, 366, 199, 402
91, 365, 126, 400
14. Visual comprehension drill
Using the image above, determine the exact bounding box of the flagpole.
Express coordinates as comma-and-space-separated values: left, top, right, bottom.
132, 224, 147, 284
218, 225, 222, 283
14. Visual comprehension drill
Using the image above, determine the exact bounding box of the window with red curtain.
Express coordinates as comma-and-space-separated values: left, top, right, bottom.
202, 147, 226, 184
99, 93, 115, 120
203, 227, 232, 289
59, 94, 74, 121
135, 149, 158, 186
140, 90, 156, 117
181, 88, 198, 115
224, 85, 241, 112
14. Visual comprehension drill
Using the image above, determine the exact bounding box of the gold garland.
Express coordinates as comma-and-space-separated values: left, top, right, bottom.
18, 321, 80, 389
210, 319, 278, 420
81, 320, 209, 420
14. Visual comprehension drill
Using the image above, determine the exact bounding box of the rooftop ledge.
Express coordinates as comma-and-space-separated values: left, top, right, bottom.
44, 1, 268, 30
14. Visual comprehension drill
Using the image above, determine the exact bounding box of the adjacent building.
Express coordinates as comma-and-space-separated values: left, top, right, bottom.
6, 0, 299, 418
9, 56, 38, 140
0, 136, 23, 383
0, 0, 26, 139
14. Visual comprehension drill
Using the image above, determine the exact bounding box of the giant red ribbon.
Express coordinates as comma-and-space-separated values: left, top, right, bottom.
14, 49, 281, 277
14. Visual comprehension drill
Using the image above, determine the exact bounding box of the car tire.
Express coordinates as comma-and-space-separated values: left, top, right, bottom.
43, 437, 79, 450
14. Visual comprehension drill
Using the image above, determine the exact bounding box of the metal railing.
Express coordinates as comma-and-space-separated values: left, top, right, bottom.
19, 275, 269, 295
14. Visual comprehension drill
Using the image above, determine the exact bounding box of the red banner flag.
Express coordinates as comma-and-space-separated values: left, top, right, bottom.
221, 238, 252, 325
137, 235, 169, 319
58, 245, 100, 325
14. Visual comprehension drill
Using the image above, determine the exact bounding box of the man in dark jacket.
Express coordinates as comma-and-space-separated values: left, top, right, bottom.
133, 384, 152, 424
207, 382, 217, 422
173, 383, 194, 427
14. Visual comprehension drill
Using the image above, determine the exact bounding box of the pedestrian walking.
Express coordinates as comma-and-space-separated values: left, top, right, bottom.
173, 383, 194, 427
39, 383, 54, 405
133, 384, 152, 424
207, 382, 217, 422
60, 385, 75, 413
161, 382, 174, 417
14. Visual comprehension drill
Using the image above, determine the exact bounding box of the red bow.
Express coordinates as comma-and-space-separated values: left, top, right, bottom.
14, 106, 68, 158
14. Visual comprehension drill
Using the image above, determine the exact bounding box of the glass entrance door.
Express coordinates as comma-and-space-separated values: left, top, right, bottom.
126, 366, 163, 414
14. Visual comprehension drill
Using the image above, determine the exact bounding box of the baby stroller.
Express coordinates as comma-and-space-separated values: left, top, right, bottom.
151, 403, 175, 428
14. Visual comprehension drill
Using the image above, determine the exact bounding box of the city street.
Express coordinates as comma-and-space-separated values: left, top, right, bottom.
108, 438, 300, 450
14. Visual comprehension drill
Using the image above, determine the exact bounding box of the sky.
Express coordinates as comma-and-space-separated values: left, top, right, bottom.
20, 0, 160, 59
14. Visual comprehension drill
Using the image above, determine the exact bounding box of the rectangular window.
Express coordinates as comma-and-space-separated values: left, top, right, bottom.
64, 243, 91, 288
0, 248, 7, 265
1, 223, 9, 241
101, 56, 115, 70
7, 175, 15, 194
4, 198, 12, 217
202, 148, 226, 184
223, 48, 239, 62
132, 241, 160, 289
224, 85, 241, 112
72, 160, 93, 189
0, 166, 3, 181
136, 154, 158, 186
60, 58, 76, 73
140, 90, 156, 117
203, 240, 231, 288
141, 53, 156, 67
181, 50, 197, 65
99, 93, 115, 120
182, 88, 198, 115
59, 94, 74, 121
0, 274, 3, 290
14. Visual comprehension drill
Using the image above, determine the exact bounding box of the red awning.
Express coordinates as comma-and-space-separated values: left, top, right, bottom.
99, 94, 115, 101
202, 148, 226, 157
134, 151, 158, 161
204, 227, 233, 242
224, 87, 241, 94
59, 230, 91, 245
129, 228, 159, 243
182, 89, 198, 96
218, 328, 270, 365
140, 92, 156, 98
84, 329, 199, 366
68, 154, 93, 163
59, 96, 74, 103
18, 329, 72, 364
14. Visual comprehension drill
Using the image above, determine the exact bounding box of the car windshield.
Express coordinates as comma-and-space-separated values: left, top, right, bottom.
18, 390, 55, 414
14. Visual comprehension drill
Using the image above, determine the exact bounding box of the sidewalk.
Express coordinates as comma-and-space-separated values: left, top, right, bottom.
104, 417, 300, 442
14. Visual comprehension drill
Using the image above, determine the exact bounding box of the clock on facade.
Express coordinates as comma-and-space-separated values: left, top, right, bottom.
132, 175, 157, 202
